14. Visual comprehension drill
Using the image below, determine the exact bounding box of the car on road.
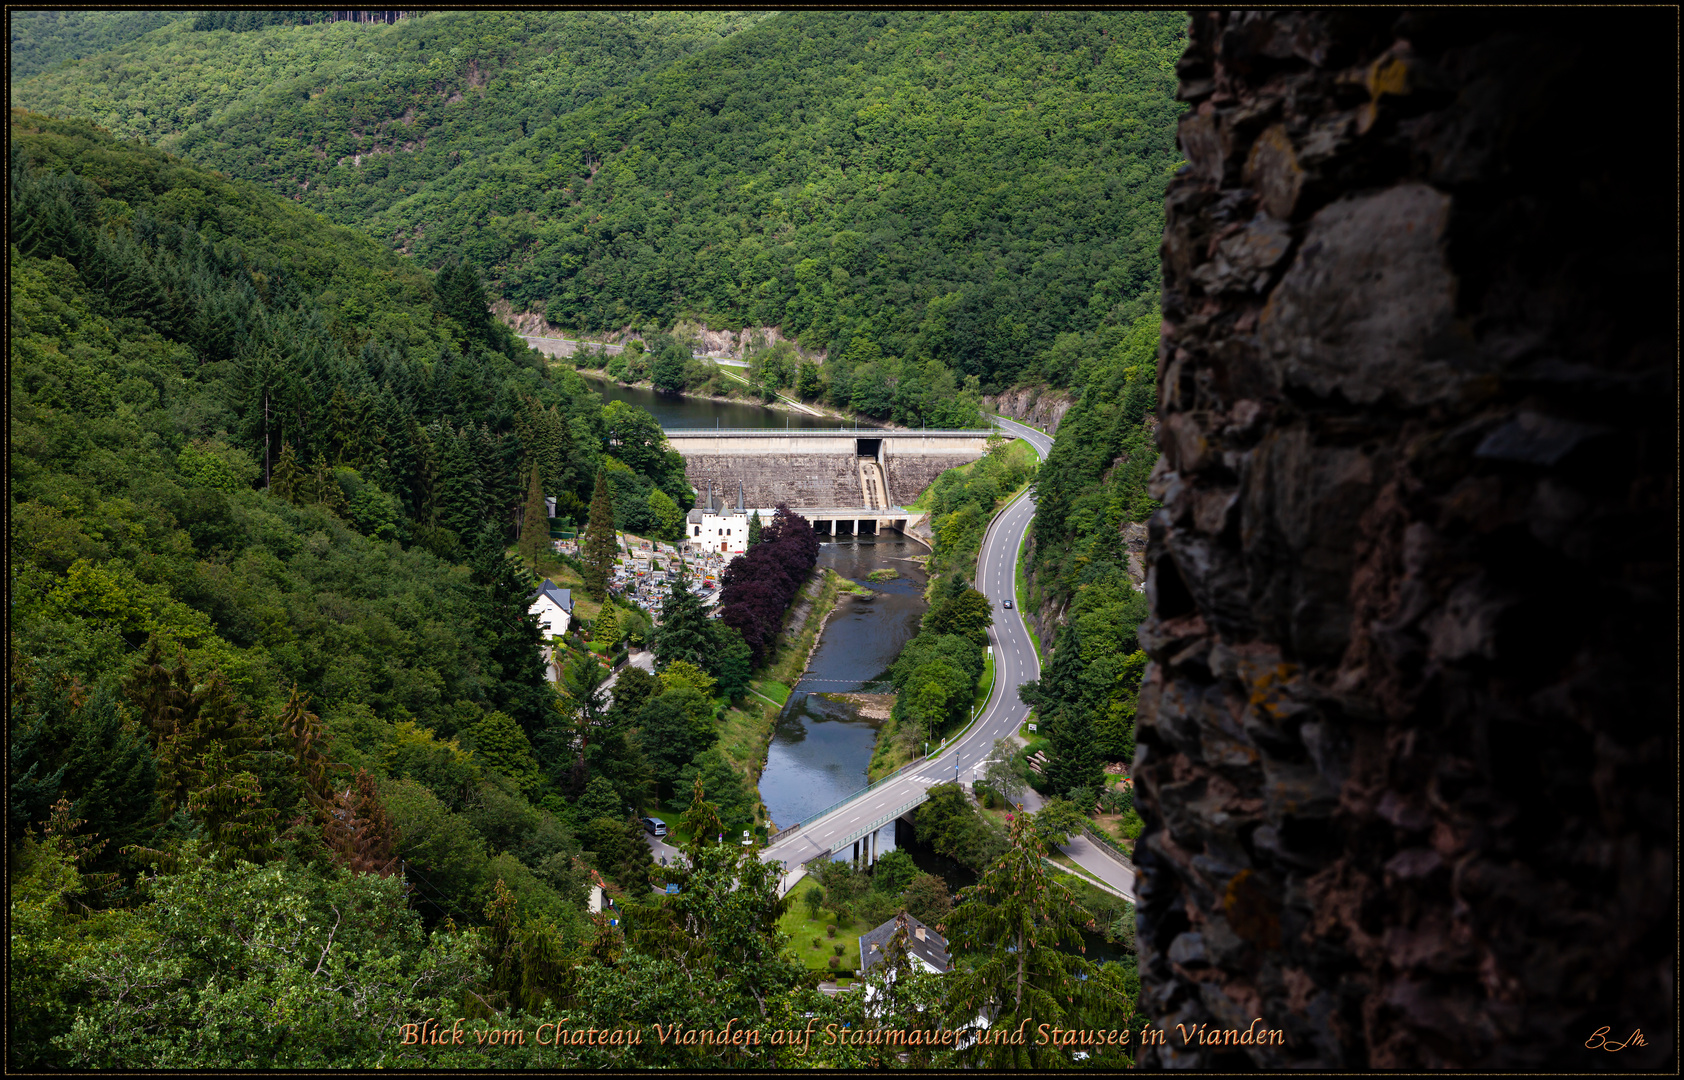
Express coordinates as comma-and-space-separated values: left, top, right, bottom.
641, 817, 667, 837
1002, 599, 1013, 609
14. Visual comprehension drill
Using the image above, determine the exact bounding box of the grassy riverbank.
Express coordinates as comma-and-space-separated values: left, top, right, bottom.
717, 568, 848, 820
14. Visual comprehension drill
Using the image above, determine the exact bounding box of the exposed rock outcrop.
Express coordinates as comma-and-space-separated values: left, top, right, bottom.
983, 385, 1073, 434
492, 304, 822, 361
1134, 10, 1674, 1070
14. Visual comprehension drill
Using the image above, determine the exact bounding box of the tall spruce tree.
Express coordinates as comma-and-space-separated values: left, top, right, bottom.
1038, 622, 1102, 795
654, 560, 711, 671
470, 536, 549, 734
519, 460, 548, 567
748, 510, 763, 546
582, 469, 617, 601
269, 442, 303, 504
1044, 703, 1104, 797
943, 812, 1101, 1068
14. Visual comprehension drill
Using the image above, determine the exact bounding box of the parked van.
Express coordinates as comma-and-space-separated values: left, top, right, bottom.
642, 817, 667, 838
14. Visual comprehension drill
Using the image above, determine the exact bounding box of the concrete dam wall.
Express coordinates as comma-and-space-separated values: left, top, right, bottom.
663, 430, 991, 509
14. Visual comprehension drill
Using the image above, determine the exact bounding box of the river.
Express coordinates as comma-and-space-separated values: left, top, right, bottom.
758, 537, 929, 831
589, 379, 1130, 962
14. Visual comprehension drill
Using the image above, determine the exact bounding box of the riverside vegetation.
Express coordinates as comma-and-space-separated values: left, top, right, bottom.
10, 8, 1183, 1068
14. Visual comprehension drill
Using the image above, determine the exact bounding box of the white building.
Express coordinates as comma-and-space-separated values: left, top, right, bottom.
686, 480, 753, 555
530, 580, 574, 637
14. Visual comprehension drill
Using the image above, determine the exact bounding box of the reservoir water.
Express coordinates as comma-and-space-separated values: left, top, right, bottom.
583, 373, 877, 432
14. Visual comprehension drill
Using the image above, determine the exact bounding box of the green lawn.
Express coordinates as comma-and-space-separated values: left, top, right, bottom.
756, 680, 791, 705
651, 800, 695, 850
779, 878, 864, 975
1016, 536, 1043, 663
974, 648, 995, 712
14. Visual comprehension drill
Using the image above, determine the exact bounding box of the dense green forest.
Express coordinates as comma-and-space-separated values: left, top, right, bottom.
1015, 311, 1159, 820
13, 10, 1185, 392
10, 8, 1181, 1065
7, 9, 188, 81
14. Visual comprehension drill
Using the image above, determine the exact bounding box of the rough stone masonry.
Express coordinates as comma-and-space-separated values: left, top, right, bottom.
1134, 10, 1675, 1069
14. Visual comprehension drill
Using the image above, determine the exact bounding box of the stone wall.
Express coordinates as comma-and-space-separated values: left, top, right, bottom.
882, 454, 959, 509
682, 452, 981, 510
1135, 10, 1674, 1070
682, 454, 861, 510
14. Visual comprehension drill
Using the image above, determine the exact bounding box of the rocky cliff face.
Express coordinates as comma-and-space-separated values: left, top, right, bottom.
493, 304, 821, 361
1134, 11, 1674, 1069
982, 385, 1074, 434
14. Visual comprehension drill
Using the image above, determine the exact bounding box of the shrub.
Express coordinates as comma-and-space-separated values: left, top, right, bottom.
1120, 808, 1144, 840
811, 937, 822, 950
833, 944, 844, 956
827, 956, 839, 969
826, 924, 836, 938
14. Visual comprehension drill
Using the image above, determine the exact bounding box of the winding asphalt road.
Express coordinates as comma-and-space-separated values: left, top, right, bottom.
758, 415, 1135, 902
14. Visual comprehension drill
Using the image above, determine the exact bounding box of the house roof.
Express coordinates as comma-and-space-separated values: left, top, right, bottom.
859, 912, 951, 975
532, 581, 573, 612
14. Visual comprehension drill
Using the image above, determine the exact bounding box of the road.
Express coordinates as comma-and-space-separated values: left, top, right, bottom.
760, 414, 1135, 902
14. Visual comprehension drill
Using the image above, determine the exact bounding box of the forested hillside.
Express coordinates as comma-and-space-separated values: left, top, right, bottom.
9, 111, 728, 1064
7, 9, 187, 81
10, 11, 1179, 1063
13, 10, 1185, 391
1016, 311, 1160, 799
8, 111, 1141, 1057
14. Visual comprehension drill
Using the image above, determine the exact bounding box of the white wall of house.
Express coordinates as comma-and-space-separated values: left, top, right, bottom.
531, 594, 571, 637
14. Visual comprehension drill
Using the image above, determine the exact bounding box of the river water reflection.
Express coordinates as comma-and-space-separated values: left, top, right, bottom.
757, 537, 928, 832
583, 373, 877, 431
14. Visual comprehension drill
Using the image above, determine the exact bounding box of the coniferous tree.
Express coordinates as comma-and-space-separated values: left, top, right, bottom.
943, 811, 1102, 1068
594, 604, 620, 647
519, 460, 548, 567
310, 452, 347, 516
679, 773, 725, 854
435, 425, 484, 539
278, 684, 333, 812
269, 442, 304, 504
553, 655, 609, 793
748, 510, 763, 546
654, 560, 711, 670
121, 647, 277, 863
469, 539, 549, 734
9, 644, 157, 865
582, 469, 618, 601
320, 769, 398, 876
327, 386, 365, 467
